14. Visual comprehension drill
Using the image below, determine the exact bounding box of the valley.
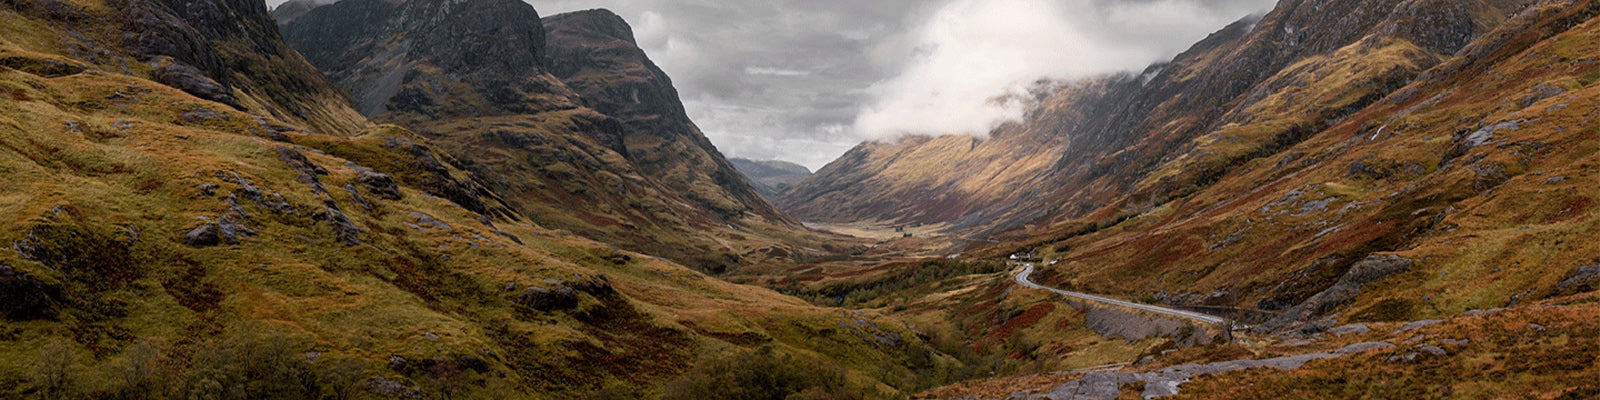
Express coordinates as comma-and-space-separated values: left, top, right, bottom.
0, 0, 1595, 399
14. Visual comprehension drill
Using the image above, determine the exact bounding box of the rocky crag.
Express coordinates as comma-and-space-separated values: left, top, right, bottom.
281, 1, 813, 273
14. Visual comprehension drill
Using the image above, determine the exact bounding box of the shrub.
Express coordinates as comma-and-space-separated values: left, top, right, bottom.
31, 339, 79, 400
661, 346, 855, 400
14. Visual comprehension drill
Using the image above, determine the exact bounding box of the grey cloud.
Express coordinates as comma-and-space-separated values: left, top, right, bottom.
266, 0, 1276, 170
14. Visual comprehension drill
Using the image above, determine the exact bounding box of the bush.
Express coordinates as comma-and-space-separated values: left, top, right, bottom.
661, 346, 855, 400
31, 339, 79, 400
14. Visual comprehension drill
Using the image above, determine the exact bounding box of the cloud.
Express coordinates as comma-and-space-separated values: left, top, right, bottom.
853, 0, 1276, 140
745, 67, 812, 76
264, 0, 1275, 170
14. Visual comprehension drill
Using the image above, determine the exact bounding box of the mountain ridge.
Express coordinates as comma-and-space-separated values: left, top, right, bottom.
728, 157, 811, 199
281, 1, 815, 273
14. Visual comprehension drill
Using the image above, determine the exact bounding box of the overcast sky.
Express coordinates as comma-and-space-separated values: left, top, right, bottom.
267, 0, 1278, 170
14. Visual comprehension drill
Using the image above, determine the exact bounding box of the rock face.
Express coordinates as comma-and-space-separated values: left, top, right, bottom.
281, 0, 560, 118
728, 158, 812, 199
281, 3, 804, 271
1259, 255, 1415, 331
112, 0, 365, 135
541, 9, 792, 224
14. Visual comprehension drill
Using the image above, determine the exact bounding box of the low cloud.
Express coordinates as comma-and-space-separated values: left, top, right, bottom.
265, 0, 1274, 170
854, 0, 1275, 140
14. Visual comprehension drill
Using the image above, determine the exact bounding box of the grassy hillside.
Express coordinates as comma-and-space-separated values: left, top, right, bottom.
773, 0, 1599, 398
1015, 0, 1598, 328
0, 2, 966, 398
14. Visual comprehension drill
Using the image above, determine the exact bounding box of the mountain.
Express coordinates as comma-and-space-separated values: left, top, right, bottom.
112, 0, 366, 135
785, 0, 1530, 236
791, 0, 1598, 332
728, 158, 812, 199
542, 10, 791, 224
781, 0, 1600, 397
267, 0, 327, 25
777, 78, 1118, 226
0, 1, 948, 399
279, 1, 812, 273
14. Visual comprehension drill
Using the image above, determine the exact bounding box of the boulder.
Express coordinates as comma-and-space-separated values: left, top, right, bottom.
366, 376, 422, 399
520, 285, 578, 311
408, 212, 451, 231
518, 274, 611, 312
185, 224, 221, 247
1418, 345, 1447, 357
358, 171, 402, 200
150, 57, 239, 109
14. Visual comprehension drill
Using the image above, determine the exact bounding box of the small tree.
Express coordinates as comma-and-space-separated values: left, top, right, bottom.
32, 340, 78, 400
319, 359, 367, 400
115, 339, 172, 400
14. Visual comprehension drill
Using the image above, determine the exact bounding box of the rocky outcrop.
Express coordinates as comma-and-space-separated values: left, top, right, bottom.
110, 0, 365, 135
357, 170, 402, 201
149, 57, 239, 108
1553, 264, 1600, 297
1258, 255, 1415, 332
514, 274, 613, 312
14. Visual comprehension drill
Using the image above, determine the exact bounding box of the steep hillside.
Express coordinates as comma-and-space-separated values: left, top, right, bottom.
104, 0, 365, 135
779, 78, 1120, 226
0, 1, 954, 399
728, 158, 812, 198
542, 9, 792, 224
280, 0, 820, 273
783, 0, 1528, 237
1014, 0, 1599, 330
785, 1, 1598, 395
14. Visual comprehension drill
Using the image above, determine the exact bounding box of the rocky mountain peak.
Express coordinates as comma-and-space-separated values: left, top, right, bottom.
282, 0, 554, 117
542, 8, 639, 47
543, 9, 792, 225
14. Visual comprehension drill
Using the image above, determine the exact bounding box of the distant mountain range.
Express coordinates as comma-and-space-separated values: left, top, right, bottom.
728, 158, 812, 199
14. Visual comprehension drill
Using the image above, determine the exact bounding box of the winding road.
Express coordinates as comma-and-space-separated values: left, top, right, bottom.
1014, 263, 1230, 327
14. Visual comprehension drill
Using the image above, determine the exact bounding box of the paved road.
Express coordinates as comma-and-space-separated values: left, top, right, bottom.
1015, 263, 1229, 326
